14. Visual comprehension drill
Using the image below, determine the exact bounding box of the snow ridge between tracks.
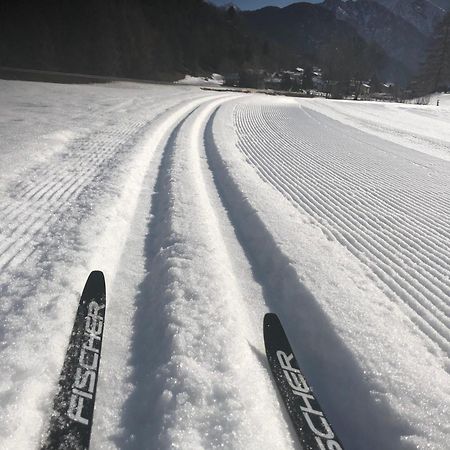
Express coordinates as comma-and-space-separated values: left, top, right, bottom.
116, 96, 295, 450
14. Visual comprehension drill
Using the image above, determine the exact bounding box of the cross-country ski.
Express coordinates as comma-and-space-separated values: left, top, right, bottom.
264, 313, 344, 450
40, 271, 106, 450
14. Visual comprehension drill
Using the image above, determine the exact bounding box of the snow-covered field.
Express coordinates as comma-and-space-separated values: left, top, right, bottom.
0, 79, 449, 450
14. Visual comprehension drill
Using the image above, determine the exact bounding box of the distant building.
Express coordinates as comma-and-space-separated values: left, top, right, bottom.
264, 72, 283, 90
239, 69, 266, 89
311, 67, 324, 90
360, 83, 371, 96
264, 69, 305, 91
224, 73, 240, 87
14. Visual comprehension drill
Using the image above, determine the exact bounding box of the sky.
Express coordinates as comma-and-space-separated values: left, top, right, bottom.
209, 0, 323, 10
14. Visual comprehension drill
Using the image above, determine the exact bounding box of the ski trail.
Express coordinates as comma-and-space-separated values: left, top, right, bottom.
88, 94, 237, 450
117, 96, 297, 450
233, 100, 450, 356
2, 83, 449, 449
0, 92, 221, 450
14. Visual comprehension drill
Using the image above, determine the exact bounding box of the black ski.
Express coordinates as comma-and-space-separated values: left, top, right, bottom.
264, 313, 344, 450
41, 271, 106, 450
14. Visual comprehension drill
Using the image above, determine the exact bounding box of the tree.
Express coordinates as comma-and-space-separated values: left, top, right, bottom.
302, 67, 314, 90
0, 0, 298, 82
226, 5, 237, 21
280, 72, 292, 91
415, 12, 450, 93
369, 73, 383, 93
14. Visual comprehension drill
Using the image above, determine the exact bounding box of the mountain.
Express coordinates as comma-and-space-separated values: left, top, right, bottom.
323, 0, 428, 73
243, 3, 411, 83
369, 0, 448, 36
430, 0, 450, 9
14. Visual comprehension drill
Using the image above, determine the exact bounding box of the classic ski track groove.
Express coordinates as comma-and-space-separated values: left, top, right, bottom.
119, 94, 298, 449
234, 102, 450, 355
0, 95, 214, 273
1, 91, 197, 219
5, 92, 183, 203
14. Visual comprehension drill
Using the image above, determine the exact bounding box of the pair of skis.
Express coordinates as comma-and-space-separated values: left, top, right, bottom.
41, 273, 343, 449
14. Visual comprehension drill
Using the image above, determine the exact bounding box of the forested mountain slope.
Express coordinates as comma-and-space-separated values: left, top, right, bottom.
0, 0, 293, 80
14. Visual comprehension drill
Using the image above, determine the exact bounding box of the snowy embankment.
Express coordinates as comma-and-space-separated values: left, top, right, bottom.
175, 73, 224, 87
0, 80, 449, 449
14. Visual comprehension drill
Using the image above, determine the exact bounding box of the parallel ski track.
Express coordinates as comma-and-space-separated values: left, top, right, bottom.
115, 93, 298, 449
0, 93, 210, 274
234, 102, 450, 355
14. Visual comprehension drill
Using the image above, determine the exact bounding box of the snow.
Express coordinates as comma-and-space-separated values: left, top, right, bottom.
0, 80, 449, 449
175, 73, 224, 87
303, 95, 450, 161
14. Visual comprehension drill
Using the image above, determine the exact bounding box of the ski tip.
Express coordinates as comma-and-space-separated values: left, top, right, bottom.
82, 271, 106, 299
264, 312, 280, 328
89, 270, 105, 279
263, 313, 282, 342
87, 270, 105, 283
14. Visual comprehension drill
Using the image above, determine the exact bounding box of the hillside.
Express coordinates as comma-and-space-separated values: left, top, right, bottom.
370, 0, 447, 35
323, 0, 428, 73
243, 2, 411, 83
0, 0, 294, 81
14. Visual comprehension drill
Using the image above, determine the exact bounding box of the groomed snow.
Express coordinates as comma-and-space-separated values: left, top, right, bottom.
0, 80, 449, 449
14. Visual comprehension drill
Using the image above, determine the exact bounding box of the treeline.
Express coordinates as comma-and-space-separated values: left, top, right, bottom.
0, 0, 294, 81
413, 12, 450, 94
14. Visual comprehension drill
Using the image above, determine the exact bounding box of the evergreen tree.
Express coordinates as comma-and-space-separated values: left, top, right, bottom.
0, 0, 302, 81
302, 67, 314, 90
415, 12, 450, 93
